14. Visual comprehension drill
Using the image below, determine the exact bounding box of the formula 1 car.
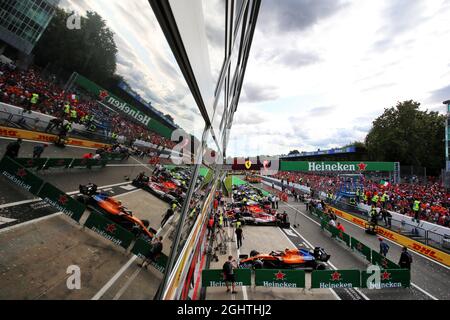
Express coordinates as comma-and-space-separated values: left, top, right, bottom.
132, 172, 184, 204
245, 175, 261, 183
226, 204, 290, 228
76, 183, 156, 240
239, 247, 330, 271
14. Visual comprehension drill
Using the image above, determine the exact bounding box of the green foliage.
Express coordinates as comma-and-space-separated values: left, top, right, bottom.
288, 149, 300, 155
33, 9, 118, 86
365, 100, 445, 174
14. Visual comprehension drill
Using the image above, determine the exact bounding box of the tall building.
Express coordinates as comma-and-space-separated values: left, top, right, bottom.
0, 0, 60, 55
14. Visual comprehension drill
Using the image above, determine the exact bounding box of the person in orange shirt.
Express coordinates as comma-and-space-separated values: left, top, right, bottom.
336, 222, 345, 232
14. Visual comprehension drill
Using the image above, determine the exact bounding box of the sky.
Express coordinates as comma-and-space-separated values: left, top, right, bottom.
60, 0, 450, 157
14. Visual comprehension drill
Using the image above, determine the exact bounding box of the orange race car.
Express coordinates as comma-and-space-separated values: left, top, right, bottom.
76, 183, 156, 240
239, 247, 330, 270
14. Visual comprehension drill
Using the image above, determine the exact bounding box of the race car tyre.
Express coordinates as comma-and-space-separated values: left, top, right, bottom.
250, 250, 260, 257
253, 260, 263, 269
315, 263, 326, 270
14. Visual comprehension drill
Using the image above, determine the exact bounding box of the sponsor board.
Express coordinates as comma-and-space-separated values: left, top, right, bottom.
15, 158, 47, 170
84, 211, 134, 249
329, 206, 450, 267
280, 161, 395, 172
371, 250, 400, 269
131, 238, 168, 273
350, 237, 372, 262
361, 269, 411, 289
311, 270, 361, 289
0, 156, 44, 195
255, 269, 305, 288
37, 182, 85, 222
0, 126, 110, 149
201, 269, 252, 287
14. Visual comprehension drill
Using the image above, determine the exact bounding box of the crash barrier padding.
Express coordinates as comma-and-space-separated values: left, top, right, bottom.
311, 207, 400, 268
327, 205, 450, 267
0, 125, 110, 149
83, 210, 134, 249
361, 269, 411, 288
15, 157, 108, 170
255, 269, 305, 288
202, 269, 252, 287
131, 238, 168, 273
0, 156, 45, 195
37, 182, 86, 222
202, 268, 410, 289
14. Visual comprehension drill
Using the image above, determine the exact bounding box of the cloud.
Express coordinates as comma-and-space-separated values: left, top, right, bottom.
307, 106, 336, 117
361, 82, 396, 92
269, 50, 321, 69
240, 83, 279, 103
259, 0, 349, 34
427, 85, 450, 104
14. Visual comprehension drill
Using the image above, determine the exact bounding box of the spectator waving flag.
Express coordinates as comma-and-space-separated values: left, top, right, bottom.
380, 180, 389, 187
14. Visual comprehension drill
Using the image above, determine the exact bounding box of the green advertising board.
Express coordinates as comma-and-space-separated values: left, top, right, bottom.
15, 158, 47, 170
280, 161, 395, 172
328, 226, 351, 247
131, 238, 168, 273
371, 250, 400, 269
361, 269, 411, 289
44, 158, 73, 169
255, 269, 305, 288
311, 270, 361, 289
74, 73, 172, 138
351, 237, 372, 262
202, 269, 252, 287
0, 156, 44, 195
70, 158, 90, 169
37, 182, 86, 222
84, 211, 134, 249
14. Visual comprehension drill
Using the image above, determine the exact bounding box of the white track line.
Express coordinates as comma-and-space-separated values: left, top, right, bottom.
112, 266, 142, 300
284, 203, 440, 300
0, 212, 62, 234
278, 227, 341, 300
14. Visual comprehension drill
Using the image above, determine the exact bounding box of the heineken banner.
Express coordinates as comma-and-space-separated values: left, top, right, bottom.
0, 156, 44, 195
329, 226, 351, 247
255, 269, 305, 288
371, 250, 400, 269
131, 238, 168, 273
37, 182, 85, 222
202, 269, 252, 287
311, 270, 361, 289
351, 237, 372, 262
15, 158, 47, 170
70, 158, 91, 169
84, 210, 134, 249
74, 73, 172, 139
280, 161, 395, 172
361, 269, 411, 289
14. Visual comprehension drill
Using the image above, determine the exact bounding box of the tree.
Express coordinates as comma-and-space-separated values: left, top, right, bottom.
288, 150, 300, 155
33, 9, 118, 86
365, 100, 445, 175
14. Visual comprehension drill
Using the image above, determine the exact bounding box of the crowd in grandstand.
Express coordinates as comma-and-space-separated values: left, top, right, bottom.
0, 63, 175, 149
274, 171, 450, 227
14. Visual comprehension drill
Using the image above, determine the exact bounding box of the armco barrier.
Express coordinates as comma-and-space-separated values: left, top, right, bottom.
255, 269, 305, 288
131, 238, 168, 273
37, 182, 86, 222
0, 156, 44, 195
83, 210, 134, 249
202, 269, 252, 287
328, 205, 450, 267
311, 270, 361, 289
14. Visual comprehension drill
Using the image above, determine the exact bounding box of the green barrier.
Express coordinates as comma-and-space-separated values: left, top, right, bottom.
84, 210, 134, 249
202, 269, 252, 287
311, 270, 361, 289
255, 269, 305, 288
131, 238, 168, 273
70, 158, 90, 169
371, 250, 400, 269
37, 182, 86, 222
106, 153, 126, 161
332, 228, 351, 247
44, 158, 73, 169
87, 159, 108, 168
0, 156, 44, 195
351, 237, 372, 262
361, 269, 411, 288
15, 158, 47, 170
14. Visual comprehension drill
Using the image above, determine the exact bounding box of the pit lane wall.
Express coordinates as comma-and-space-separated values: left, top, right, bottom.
327, 205, 450, 267
0, 125, 110, 149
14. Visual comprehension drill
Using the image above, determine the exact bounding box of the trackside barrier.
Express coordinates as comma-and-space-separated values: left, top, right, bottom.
131, 238, 168, 273
201, 269, 252, 287
0, 156, 168, 273
201, 268, 411, 289
14, 157, 108, 170
311, 206, 400, 268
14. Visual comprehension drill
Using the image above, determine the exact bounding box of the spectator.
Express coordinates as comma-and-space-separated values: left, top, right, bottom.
32, 144, 48, 158
379, 238, 390, 257
4, 138, 22, 158
336, 222, 345, 232
141, 236, 163, 269
82, 152, 93, 159
235, 226, 243, 249
161, 207, 174, 227
222, 256, 237, 294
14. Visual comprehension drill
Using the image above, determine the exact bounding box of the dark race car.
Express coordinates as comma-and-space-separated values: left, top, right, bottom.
239, 247, 330, 271
76, 183, 156, 240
